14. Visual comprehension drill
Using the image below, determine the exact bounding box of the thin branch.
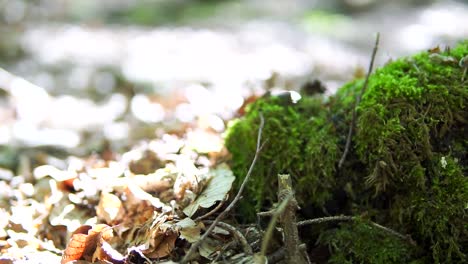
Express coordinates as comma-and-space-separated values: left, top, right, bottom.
297, 215, 353, 226
276, 174, 308, 264
267, 244, 307, 264
260, 194, 292, 257
338, 33, 380, 169
204, 220, 253, 255
181, 114, 266, 263
194, 195, 228, 222
210, 241, 235, 264
257, 209, 275, 217
297, 215, 413, 244
368, 221, 411, 242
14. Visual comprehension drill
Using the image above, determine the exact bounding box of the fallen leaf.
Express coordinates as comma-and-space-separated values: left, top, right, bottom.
96, 192, 124, 224
93, 240, 125, 264
61, 224, 117, 264
198, 237, 219, 260
145, 232, 178, 259
175, 218, 201, 243
61, 232, 88, 264
183, 165, 235, 217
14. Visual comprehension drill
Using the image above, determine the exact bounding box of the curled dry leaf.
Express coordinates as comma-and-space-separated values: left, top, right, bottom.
145, 232, 178, 259
132, 172, 174, 194
61, 224, 124, 264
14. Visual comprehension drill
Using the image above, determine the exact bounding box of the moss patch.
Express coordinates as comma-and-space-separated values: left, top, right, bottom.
318, 220, 420, 264
354, 42, 467, 263
224, 95, 340, 220
225, 41, 467, 263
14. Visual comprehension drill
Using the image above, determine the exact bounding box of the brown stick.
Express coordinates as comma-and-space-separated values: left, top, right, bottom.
181, 114, 266, 263
203, 220, 253, 255
194, 195, 228, 222
297, 215, 414, 244
338, 33, 380, 169
267, 244, 307, 264
277, 174, 308, 264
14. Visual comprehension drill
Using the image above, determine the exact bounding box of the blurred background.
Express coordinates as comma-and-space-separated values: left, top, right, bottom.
0, 0, 467, 168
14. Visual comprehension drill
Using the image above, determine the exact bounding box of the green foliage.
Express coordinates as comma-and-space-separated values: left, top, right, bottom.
319, 220, 419, 264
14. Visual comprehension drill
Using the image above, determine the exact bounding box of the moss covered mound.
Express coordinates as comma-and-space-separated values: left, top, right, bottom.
225, 95, 339, 220
225, 41, 467, 263
353, 43, 467, 263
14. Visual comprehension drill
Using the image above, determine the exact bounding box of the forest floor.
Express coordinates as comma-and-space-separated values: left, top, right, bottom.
0, 1, 467, 263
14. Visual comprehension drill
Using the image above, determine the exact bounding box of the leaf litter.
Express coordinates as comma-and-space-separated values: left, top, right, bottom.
0, 128, 240, 263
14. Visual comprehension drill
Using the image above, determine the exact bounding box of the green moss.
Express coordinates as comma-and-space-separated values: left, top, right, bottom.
319, 220, 420, 264
224, 95, 340, 220
225, 41, 467, 262
354, 41, 467, 262
391, 155, 467, 263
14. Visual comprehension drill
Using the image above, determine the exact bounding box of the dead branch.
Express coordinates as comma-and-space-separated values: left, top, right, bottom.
181, 113, 266, 263
297, 215, 414, 244
267, 244, 307, 264
204, 220, 253, 255
297, 215, 353, 226
259, 194, 292, 258
210, 241, 235, 264
257, 209, 275, 217
338, 33, 380, 169
194, 195, 228, 222
277, 174, 308, 264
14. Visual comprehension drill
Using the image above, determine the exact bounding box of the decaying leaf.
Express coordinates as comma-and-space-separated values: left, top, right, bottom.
93, 239, 125, 264
145, 232, 178, 259
175, 218, 201, 243
132, 171, 175, 194
198, 237, 219, 260
96, 192, 124, 224
126, 182, 169, 210
183, 165, 235, 217
61, 224, 124, 264
61, 225, 92, 263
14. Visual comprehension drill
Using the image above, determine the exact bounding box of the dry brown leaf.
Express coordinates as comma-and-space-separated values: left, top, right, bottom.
145, 232, 178, 259
61, 233, 88, 264
96, 192, 124, 224
122, 186, 159, 225
132, 173, 174, 193
61, 224, 117, 264
93, 240, 125, 264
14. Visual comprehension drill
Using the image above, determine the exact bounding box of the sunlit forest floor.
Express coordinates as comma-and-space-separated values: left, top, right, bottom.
0, 0, 467, 263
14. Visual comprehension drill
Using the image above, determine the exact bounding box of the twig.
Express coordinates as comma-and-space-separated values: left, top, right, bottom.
194, 195, 229, 221
181, 114, 266, 263
259, 194, 292, 258
257, 209, 275, 217
338, 33, 380, 169
297, 215, 413, 243
210, 241, 235, 264
297, 215, 353, 226
203, 220, 253, 255
276, 174, 308, 264
267, 244, 307, 264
